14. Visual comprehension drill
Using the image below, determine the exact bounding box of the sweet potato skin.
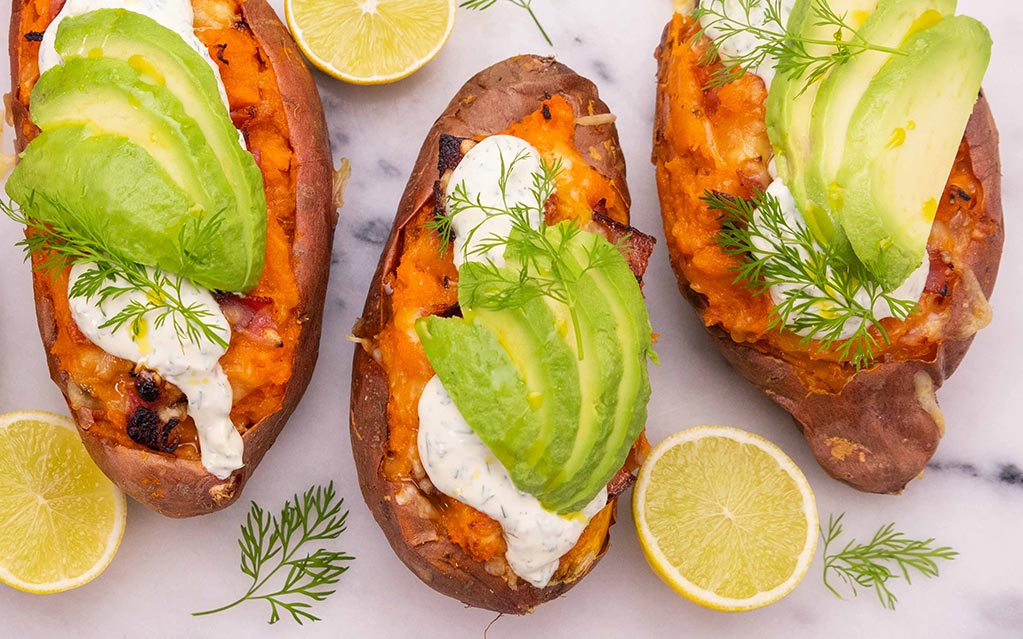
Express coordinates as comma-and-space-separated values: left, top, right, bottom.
350, 56, 633, 614
8, 0, 337, 516
653, 16, 1004, 494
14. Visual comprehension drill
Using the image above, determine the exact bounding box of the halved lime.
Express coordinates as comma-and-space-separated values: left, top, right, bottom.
633, 426, 818, 611
286, 0, 456, 85
0, 411, 126, 593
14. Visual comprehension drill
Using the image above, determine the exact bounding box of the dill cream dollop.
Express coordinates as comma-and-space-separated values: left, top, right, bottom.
697, 0, 796, 90
418, 377, 607, 588
67, 263, 242, 479
418, 135, 607, 588
756, 175, 929, 339
445, 135, 543, 268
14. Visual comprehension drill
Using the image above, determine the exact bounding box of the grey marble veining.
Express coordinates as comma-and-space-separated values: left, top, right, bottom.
0, 1, 1020, 637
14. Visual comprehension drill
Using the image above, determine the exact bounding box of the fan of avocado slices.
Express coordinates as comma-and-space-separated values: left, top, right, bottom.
701, 0, 992, 365
416, 151, 656, 516
768, 0, 992, 289
6, 8, 266, 295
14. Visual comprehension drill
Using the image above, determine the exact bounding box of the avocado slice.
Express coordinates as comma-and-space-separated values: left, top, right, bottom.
12, 55, 264, 292
416, 293, 581, 497
766, 0, 879, 254
7, 124, 200, 272
416, 314, 543, 491
30, 57, 230, 220
806, 0, 956, 223
54, 9, 267, 289
834, 15, 991, 289
541, 229, 653, 513
537, 236, 624, 513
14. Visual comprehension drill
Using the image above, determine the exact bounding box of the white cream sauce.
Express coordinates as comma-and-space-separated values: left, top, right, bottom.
68, 262, 242, 479
755, 176, 929, 339
39, 0, 233, 111
418, 377, 607, 588
444, 135, 543, 269
420, 135, 606, 588
697, 0, 796, 90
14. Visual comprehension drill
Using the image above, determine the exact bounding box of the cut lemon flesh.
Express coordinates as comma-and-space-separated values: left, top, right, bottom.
633, 426, 818, 611
0, 411, 126, 593
286, 0, 456, 85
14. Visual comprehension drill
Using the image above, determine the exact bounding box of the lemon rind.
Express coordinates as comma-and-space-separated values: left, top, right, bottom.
0, 411, 127, 594
633, 425, 819, 612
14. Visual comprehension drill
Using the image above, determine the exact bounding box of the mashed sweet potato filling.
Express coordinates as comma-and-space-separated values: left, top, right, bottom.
14, 0, 301, 457
376, 96, 633, 571
654, 14, 991, 393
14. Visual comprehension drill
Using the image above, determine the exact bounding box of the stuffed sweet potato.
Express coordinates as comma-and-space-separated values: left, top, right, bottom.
350, 55, 655, 613
653, 10, 1003, 494
7, 0, 336, 516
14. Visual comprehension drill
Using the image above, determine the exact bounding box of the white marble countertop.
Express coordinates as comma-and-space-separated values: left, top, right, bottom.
1, 1, 1020, 637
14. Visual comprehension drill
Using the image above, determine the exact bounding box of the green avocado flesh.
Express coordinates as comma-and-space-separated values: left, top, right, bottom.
766, 0, 879, 256
806, 0, 957, 229
416, 224, 653, 515
833, 14, 991, 289
4, 9, 265, 292
7, 125, 198, 265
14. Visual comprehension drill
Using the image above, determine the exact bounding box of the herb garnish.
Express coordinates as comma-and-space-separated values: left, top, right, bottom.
3, 197, 229, 349
693, 0, 905, 92
707, 188, 916, 369
822, 513, 957, 610
460, 0, 554, 46
193, 482, 353, 625
428, 149, 628, 356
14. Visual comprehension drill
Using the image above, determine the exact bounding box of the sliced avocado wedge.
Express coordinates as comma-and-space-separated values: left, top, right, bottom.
30, 57, 232, 222
54, 8, 267, 290
14, 54, 265, 292
541, 229, 652, 513
537, 237, 624, 513
416, 313, 548, 492
418, 282, 582, 496
6, 125, 202, 271
807, 0, 956, 223
835, 15, 991, 289
766, 0, 879, 255
419, 223, 653, 515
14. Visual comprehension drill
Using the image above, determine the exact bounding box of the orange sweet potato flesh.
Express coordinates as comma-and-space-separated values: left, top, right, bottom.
653, 14, 1004, 493
350, 56, 649, 614
8, 0, 337, 516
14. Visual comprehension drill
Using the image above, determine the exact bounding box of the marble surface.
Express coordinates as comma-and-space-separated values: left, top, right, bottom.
1, 1, 1021, 637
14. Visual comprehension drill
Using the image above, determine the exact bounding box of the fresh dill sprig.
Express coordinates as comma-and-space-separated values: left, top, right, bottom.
707, 189, 916, 370
193, 482, 354, 625
2, 196, 229, 350
460, 0, 554, 46
693, 0, 904, 92
429, 150, 628, 356
822, 513, 958, 610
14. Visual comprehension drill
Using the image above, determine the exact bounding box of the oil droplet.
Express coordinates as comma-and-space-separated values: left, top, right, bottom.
886, 128, 907, 149
908, 9, 944, 38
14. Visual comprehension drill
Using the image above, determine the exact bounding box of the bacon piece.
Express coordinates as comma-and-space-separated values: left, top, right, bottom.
606, 467, 637, 500
587, 210, 656, 282
217, 294, 283, 346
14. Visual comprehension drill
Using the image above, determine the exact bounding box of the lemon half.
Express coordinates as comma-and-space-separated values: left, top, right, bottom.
286, 0, 456, 85
0, 411, 126, 593
633, 426, 818, 611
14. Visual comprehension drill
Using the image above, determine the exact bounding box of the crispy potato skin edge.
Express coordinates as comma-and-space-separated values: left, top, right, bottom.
350, 56, 630, 614
9, 0, 337, 517
653, 22, 1004, 494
